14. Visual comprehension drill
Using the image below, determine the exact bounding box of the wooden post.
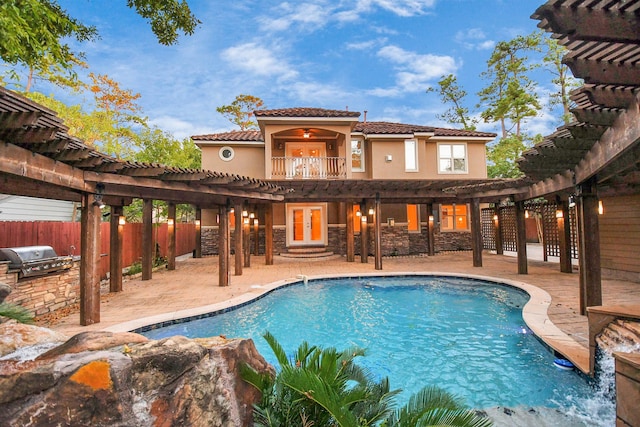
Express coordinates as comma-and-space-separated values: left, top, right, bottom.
167, 202, 176, 270
515, 200, 528, 274
346, 202, 355, 262
243, 215, 251, 268
109, 205, 124, 293
374, 196, 382, 270
471, 198, 483, 267
557, 200, 572, 274
234, 202, 243, 275
265, 203, 274, 265
194, 207, 202, 258
253, 217, 260, 255
218, 204, 229, 286
360, 203, 368, 263
494, 205, 503, 255
427, 203, 435, 256
80, 192, 101, 325
577, 179, 602, 314
142, 198, 153, 280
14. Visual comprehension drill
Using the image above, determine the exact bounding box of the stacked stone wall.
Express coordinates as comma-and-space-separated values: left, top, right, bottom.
2, 261, 80, 316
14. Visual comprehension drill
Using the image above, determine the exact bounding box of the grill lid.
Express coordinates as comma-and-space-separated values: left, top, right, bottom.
0, 246, 59, 264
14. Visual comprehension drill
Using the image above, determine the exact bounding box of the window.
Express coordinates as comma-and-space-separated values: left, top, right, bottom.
407, 204, 420, 232
441, 204, 469, 231
438, 143, 467, 173
351, 139, 365, 172
219, 146, 235, 161
405, 139, 418, 171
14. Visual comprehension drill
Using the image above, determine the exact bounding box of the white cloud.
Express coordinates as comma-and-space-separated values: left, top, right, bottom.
258, 2, 331, 32
220, 43, 299, 81
455, 28, 495, 50
353, 0, 437, 17
375, 45, 458, 93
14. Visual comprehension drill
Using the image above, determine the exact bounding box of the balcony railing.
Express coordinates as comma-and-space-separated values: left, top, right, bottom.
271, 156, 346, 179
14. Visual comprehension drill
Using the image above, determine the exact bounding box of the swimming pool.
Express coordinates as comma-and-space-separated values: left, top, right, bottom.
141, 275, 593, 410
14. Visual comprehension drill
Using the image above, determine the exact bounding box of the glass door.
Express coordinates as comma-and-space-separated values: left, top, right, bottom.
287, 204, 326, 246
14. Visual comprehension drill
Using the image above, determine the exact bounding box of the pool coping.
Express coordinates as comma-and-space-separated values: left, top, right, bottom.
103, 271, 589, 374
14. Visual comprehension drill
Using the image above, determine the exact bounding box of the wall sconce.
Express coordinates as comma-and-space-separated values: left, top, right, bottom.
361, 215, 368, 223
254, 219, 259, 226
428, 215, 434, 222
385, 155, 392, 162
568, 195, 576, 208
525, 210, 530, 219
387, 218, 395, 226
356, 210, 362, 217
229, 208, 235, 214
368, 208, 375, 216
195, 219, 201, 227
277, 142, 283, 150
118, 217, 126, 226
598, 200, 604, 215
249, 212, 255, 219
556, 210, 564, 219
243, 218, 250, 225
168, 218, 174, 226
242, 210, 248, 217
303, 129, 310, 138
493, 214, 499, 222
216, 214, 219, 224
328, 143, 333, 150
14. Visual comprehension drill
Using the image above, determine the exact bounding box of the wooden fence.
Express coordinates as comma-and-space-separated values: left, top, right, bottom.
0, 221, 197, 279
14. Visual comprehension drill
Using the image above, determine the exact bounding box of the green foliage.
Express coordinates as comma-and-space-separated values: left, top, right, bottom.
126, 0, 200, 45
216, 94, 265, 130
133, 127, 201, 168
486, 134, 532, 178
428, 74, 478, 131
0, 302, 34, 324
0, 0, 97, 84
242, 332, 492, 427
542, 35, 581, 125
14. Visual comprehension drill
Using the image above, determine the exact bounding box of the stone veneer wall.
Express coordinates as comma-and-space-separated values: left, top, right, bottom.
200, 225, 473, 256
1, 261, 80, 316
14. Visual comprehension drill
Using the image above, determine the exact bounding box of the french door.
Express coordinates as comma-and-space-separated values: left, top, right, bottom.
286, 143, 325, 178
287, 203, 327, 246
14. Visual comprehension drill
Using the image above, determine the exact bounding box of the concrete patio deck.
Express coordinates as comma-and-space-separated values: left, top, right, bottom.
44, 248, 640, 374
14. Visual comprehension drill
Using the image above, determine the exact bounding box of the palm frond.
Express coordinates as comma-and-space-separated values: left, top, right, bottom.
263, 331, 291, 367
0, 302, 34, 324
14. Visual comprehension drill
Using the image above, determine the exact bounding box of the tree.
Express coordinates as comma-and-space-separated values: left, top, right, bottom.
542, 35, 581, 125
1, 0, 199, 90
216, 94, 265, 130
427, 74, 478, 131
241, 332, 492, 427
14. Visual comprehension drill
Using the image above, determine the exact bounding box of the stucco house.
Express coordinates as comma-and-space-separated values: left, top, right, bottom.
193, 108, 496, 257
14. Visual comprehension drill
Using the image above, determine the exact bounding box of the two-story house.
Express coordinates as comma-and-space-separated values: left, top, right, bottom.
193, 108, 496, 257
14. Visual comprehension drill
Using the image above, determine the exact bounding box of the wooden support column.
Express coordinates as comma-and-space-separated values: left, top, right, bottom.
243, 214, 251, 268
427, 203, 435, 256
374, 195, 382, 270
360, 202, 368, 264
494, 205, 503, 255
218, 204, 230, 286
194, 207, 202, 258
471, 198, 483, 267
515, 200, 528, 274
234, 202, 243, 274
109, 206, 124, 293
346, 202, 355, 262
577, 179, 602, 314
253, 212, 260, 256
80, 193, 101, 325
265, 203, 274, 265
557, 200, 572, 274
167, 203, 176, 270
142, 198, 153, 281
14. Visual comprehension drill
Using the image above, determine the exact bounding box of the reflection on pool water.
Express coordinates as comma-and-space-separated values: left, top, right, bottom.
142, 276, 600, 413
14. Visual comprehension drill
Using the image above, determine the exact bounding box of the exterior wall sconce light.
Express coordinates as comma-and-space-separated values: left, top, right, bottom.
242, 210, 248, 217
277, 142, 284, 150
493, 214, 499, 222
93, 183, 106, 208
556, 210, 564, 219
303, 129, 310, 138
428, 215, 434, 222
387, 218, 395, 226
167, 218, 174, 226
568, 195, 576, 208
243, 218, 250, 225
361, 215, 367, 223
356, 210, 362, 217
368, 208, 375, 216
385, 155, 392, 162
598, 200, 604, 215
249, 212, 255, 219
118, 217, 126, 226
195, 219, 201, 227
524, 210, 529, 219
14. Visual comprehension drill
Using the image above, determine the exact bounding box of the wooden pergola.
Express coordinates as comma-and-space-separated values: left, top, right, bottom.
0, 87, 285, 325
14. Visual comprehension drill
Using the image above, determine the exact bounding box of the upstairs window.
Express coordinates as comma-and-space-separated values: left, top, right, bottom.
405, 139, 418, 172
441, 204, 469, 231
351, 140, 365, 172
438, 143, 467, 173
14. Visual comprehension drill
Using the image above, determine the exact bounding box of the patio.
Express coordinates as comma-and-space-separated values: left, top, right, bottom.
43, 247, 640, 374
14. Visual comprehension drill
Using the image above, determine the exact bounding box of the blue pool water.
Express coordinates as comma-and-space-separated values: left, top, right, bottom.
142, 275, 593, 409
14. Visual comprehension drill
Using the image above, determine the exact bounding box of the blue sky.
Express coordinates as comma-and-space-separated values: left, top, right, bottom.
47, 0, 557, 141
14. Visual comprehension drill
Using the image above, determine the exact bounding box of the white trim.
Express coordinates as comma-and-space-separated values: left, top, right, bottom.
364, 132, 435, 139
404, 139, 419, 172
351, 139, 365, 172
434, 136, 495, 142
285, 203, 328, 247
437, 142, 468, 174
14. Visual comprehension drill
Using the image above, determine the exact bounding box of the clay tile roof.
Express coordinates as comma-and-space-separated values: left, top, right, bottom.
432, 127, 497, 138
354, 122, 435, 134
254, 107, 361, 118
191, 130, 263, 141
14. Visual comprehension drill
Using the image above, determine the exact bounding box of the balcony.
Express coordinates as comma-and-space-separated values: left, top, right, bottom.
271, 156, 346, 179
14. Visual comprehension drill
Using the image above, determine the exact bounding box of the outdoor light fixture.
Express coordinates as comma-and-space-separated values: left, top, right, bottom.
254, 219, 259, 226
598, 200, 604, 215
249, 212, 255, 219
167, 218, 174, 226
493, 214, 499, 222
361, 215, 367, 223
229, 208, 234, 214
93, 183, 106, 208
118, 217, 126, 226
356, 210, 362, 217
568, 195, 576, 208
368, 208, 375, 216
242, 210, 248, 217
244, 218, 250, 225
556, 210, 564, 219
428, 215, 434, 222
525, 210, 529, 219
303, 129, 310, 138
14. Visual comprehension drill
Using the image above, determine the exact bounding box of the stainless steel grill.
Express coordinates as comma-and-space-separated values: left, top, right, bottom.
0, 246, 73, 278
